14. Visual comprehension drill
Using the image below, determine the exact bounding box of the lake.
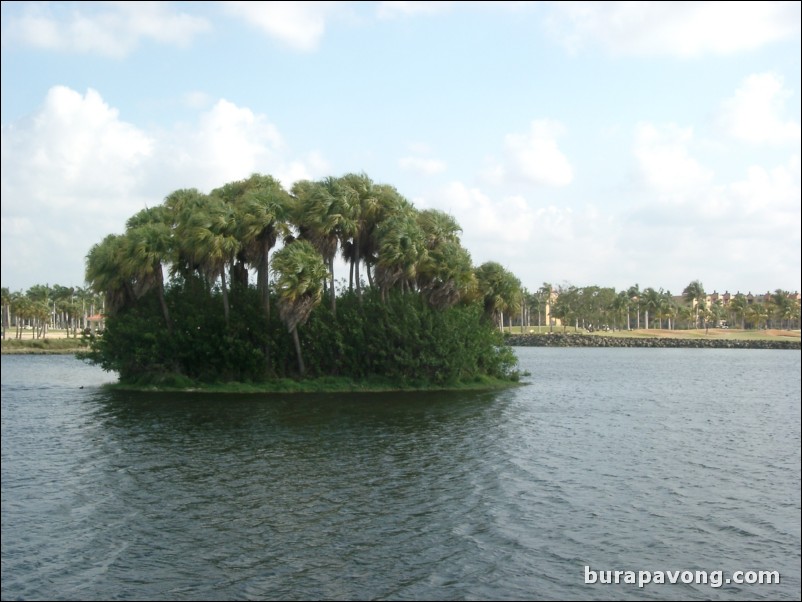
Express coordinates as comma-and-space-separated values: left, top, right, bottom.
1, 348, 800, 600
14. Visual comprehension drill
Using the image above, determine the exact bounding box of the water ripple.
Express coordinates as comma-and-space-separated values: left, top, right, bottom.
2, 350, 800, 600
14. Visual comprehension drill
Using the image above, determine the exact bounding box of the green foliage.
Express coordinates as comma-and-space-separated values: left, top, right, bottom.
290, 290, 518, 385
83, 281, 518, 387
76, 171, 526, 388
84, 275, 271, 383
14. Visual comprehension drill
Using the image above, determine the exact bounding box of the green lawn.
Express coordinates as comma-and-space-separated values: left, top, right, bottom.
1, 336, 87, 353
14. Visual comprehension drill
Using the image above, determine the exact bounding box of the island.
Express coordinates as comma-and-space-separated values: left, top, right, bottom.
78, 173, 523, 391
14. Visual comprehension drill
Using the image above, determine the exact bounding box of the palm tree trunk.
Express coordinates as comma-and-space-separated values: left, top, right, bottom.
329, 257, 336, 316
349, 260, 354, 292
355, 245, 362, 301
292, 326, 305, 376
257, 239, 271, 320
156, 265, 172, 334
220, 269, 230, 328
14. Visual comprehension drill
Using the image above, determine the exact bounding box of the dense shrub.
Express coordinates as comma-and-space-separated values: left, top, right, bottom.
84, 279, 518, 386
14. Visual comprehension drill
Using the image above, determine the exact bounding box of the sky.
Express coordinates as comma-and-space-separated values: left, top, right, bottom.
2, 1, 800, 298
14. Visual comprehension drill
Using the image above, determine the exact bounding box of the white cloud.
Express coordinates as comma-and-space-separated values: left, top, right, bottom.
718, 72, 802, 145
547, 1, 801, 57
159, 99, 284, 191
1, 87, 329, 289
274, 151, 332, 188
156, 100, 329, 192
633, 122, 713, 196
420, 181, 623, 288
727, 154, 801, 221
1, 86, 153, 212
621, 152, 800, 292
399, 156, 447, 175
486, 120, 573, 187
224, 1, 336, 51
434, 182, 537, 247
1, 86, 155, 289
1, 2, 210, 58
507, 120, 574, 186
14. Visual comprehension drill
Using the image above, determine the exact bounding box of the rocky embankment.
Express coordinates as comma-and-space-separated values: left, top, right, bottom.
506, 333, 801, 350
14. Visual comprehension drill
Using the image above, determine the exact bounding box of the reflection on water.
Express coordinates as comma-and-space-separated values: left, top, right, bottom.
2, 350, 800, 600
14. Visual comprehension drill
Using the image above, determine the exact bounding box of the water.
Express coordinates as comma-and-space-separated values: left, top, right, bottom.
2, 349, 800, 600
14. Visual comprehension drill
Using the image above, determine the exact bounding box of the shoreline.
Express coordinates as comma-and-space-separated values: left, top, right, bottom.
3, 332, 801, 355
506, 333, 800, 350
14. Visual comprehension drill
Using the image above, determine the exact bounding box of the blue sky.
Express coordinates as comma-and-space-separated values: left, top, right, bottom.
2, 1, 800, 297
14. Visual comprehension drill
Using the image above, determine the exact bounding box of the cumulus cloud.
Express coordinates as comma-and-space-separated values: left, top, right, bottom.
1, 86, 155, 289
727, 154, 801, 221
399, 156, 447, 175
506, 120, 574, 186
1, 86, 153, 214
417, 181, 621, 288
718, 72, 802, 145
483, 120, 574, 188
156, 99, 284, 192
439, 182, 537, 246
547, 1, 800, 57
633, 122, 713, 196
1, 86, 329, 289
1, 1, 210, 58
622, 151, 800, 291
223, 1, 336, 51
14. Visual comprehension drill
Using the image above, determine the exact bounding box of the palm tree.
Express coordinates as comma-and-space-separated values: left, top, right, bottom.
729, 293, 748, 329
271, 240, 328, 376
181, 195, 240, 328
374, 209, 426, 301
627, 284, 641, 329
292, 176, 352, 315
361, 183, 411, 289
613, 290, 630, 331
421, 238, 475, 309
659, 291, 677, 330
475, 262, 522, 332
683, 280, 706, 329
771, 289, 792, 329
123, 205, 175, 333
227, 174, 291, 321
338, 172, 381, 300
11, 292, 32, 339
164, 188, 212, 282
642, 287, 661, 329
85, 234, 136, 316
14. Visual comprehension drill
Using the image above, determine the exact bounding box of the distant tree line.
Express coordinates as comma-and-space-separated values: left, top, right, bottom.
513, 280, 801, 333
1, 285, 103, 339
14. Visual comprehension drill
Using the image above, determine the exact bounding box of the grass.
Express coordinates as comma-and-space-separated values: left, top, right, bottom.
104, 373, 524, 394
1, 336, 88, 354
